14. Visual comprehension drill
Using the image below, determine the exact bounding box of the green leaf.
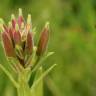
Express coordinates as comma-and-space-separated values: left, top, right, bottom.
0, 42, 19, 88
32, 52, 55, 73
0, 64, 19, 88
0, 42, 16, 72
31, 64, 57, 95
31, 67, 43, 96
0, 42, 8, 66
0, 18, 4, 30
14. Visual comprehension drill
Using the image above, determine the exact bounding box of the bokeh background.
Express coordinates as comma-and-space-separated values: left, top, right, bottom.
0, 0, 96, 96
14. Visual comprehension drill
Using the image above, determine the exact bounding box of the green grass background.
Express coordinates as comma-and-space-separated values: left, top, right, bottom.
0, 0, 96, 96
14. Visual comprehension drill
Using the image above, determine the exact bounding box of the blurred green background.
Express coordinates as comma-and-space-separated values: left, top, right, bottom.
0, 0, 96, 96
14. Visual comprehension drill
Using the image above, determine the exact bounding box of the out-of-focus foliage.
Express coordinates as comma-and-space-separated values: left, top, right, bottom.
0, 0, 96, 96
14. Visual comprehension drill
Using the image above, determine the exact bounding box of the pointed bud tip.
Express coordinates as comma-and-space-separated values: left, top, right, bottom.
15, 23, 19, 31
19, 8, 23, 16
27, 14, 31, 24
21, 22, 24, 29
11, 14, 15, 20
45, 22, 49, 29
8, 21, 12, 27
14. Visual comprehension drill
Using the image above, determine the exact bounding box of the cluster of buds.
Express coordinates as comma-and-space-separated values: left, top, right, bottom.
1, 8, 49, 70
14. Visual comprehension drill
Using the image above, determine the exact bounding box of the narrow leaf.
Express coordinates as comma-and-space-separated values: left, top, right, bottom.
32, 52, 55, 73
0, 64, 19, 88
31, 64, 57, 91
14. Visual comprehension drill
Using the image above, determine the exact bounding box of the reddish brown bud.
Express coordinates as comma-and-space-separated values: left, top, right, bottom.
2, 32, 15, 57
18, 16, 24, 27
11, 14, 16, 29
36, 22, 49, 56
13, 31, 21, 45
3, 25, 14, 40
18, 8, 24, 28
26, 32, 33, 54
8, 28, 13, 39
12, 19, 16, 29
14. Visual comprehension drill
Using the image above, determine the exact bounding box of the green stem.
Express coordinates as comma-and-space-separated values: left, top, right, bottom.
31, 67, 43, 96
17, 70, 32, 96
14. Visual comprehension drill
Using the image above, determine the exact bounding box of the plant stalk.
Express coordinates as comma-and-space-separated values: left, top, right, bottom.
17, 70, 32, 96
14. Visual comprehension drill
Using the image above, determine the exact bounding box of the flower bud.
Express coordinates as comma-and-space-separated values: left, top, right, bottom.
1, 9, 50, 69
36, 22, 49, 56
2, 32, 15, 57
11, 14, 16, 28
8, 28, 13, 39
18, 8, 24, 27
13, 31, 21, 45
25, 31, 33, 54
8, 22, 13, 39
26, 14, 32, 32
